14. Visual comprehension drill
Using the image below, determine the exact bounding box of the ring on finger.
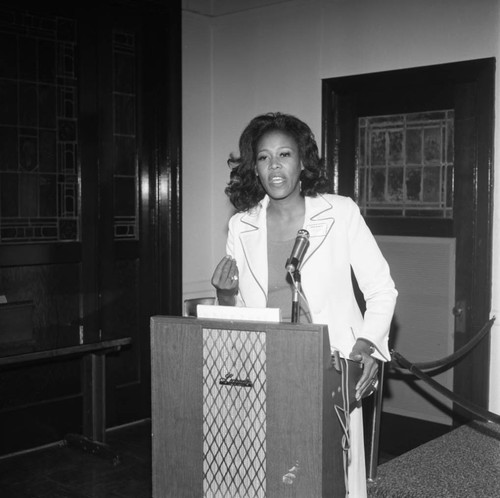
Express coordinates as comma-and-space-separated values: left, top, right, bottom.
231, 275, 239, 281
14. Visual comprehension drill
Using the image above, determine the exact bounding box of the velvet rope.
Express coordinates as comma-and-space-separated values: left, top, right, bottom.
393, 316, 496, 371
391, 349, 500, 425
389, 317, 499, 424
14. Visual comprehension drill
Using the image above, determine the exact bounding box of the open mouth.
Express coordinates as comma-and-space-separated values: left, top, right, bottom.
269, 175, 285, 185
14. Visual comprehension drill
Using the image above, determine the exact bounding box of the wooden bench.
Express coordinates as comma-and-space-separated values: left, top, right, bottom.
0, 337, 132, 465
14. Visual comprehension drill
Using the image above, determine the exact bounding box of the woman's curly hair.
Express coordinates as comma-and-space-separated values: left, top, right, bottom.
225, 112, 329, 212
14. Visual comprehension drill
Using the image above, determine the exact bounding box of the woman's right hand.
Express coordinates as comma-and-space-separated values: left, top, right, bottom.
211, 256, 239, 306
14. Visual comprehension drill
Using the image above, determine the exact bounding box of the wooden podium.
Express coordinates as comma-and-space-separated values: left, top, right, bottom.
151, 315, 345, 497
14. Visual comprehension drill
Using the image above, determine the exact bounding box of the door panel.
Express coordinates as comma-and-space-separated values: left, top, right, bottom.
92, 11, 145, 426
377, 236, 455, 424
0, 5, 85, 454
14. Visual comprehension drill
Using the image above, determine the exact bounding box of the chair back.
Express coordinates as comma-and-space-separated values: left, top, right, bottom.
183, 297, 216, 317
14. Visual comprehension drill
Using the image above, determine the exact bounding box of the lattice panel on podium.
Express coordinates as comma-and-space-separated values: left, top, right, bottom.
202, 327, 267, 498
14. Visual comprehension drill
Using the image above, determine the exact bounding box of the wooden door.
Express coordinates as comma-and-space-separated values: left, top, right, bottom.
321, 59, 494, 425
0, 1, 181, 455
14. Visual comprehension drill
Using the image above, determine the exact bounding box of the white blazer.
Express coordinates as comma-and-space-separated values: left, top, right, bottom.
225, 193, 398, 360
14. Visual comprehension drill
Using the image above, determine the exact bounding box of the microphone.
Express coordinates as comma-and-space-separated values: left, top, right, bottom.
285, 229, 310, 272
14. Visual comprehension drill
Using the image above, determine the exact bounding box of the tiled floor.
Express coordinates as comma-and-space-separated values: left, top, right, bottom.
0, 420, 152, 498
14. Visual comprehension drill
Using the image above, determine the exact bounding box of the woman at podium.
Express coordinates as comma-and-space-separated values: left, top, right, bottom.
211, 112, 397, 498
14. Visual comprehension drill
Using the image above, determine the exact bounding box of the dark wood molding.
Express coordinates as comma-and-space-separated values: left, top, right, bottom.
0, 243, 82, 267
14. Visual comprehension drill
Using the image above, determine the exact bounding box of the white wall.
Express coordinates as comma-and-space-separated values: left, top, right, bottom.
182, 12, 215, 299
182, 0, 500, 412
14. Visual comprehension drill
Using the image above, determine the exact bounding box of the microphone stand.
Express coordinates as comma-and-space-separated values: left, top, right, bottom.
286, 229, 309, 324
291, 269, 301, 323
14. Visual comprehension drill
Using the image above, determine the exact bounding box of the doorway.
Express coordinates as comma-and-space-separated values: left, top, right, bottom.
322, 58, 494, 424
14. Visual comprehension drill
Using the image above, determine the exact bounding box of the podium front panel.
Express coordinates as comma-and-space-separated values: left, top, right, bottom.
151, 316, 344, 498
203, 327, 267, 496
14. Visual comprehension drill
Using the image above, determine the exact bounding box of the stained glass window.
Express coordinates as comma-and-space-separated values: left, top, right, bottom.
0, 11, 79, 243
356, 111, 454, 218
113, 30, 137, 240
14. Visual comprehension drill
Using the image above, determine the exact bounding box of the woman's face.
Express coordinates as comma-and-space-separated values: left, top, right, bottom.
255, 130, 303, 202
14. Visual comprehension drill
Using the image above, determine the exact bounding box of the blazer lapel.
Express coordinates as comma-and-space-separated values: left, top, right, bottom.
239, 197, 269, 301
302, 194, 336, 268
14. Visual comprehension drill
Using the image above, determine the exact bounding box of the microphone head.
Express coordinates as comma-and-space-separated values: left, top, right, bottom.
296, 229, 309, 240
285, 229, 310, 272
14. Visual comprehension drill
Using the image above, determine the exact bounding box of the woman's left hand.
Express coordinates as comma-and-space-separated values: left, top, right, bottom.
349, 339, 378, 401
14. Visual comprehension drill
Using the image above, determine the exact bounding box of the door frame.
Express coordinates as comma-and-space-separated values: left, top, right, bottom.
321, 58, 495, 420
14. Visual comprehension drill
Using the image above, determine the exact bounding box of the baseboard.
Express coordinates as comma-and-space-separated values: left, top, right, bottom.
377, 412, 453, 457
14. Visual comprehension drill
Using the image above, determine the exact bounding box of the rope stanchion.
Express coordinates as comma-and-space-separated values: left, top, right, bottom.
406, 317, 495, 371
390, 316, 499, 425
391, 350, 500, 425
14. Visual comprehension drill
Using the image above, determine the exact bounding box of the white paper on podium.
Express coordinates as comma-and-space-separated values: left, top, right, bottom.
196, 304, 281, 323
